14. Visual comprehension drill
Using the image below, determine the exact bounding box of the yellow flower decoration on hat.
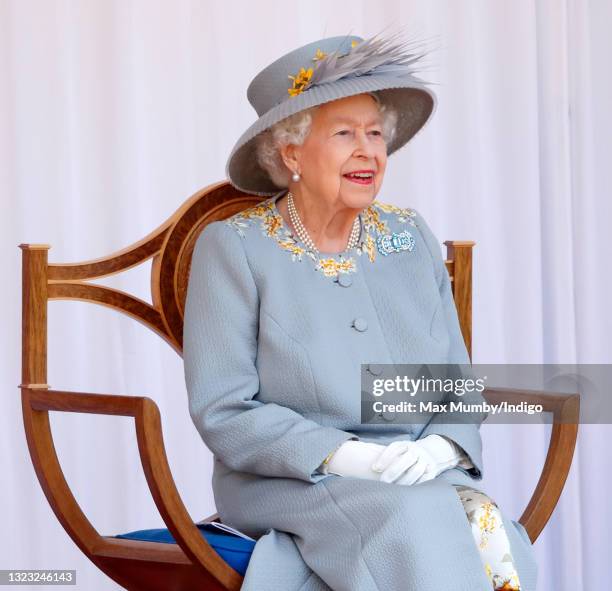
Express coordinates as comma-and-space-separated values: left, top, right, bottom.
287, 67, 314, 97
287, 47, 332, 97
313, 48, 328, 62
287, 40, 361, 97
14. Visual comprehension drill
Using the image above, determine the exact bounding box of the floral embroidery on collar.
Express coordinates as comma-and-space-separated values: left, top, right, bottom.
225, 197, 416, 278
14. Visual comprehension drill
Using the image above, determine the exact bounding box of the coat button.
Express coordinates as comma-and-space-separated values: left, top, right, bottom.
337, 274, 353, 287
368, 364, 383, 375
352, 317, 368, 332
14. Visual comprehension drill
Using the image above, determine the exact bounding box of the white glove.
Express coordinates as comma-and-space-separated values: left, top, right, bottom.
371, 435, 473, 486
318, 440, 388, 480
420, 434, 474, 471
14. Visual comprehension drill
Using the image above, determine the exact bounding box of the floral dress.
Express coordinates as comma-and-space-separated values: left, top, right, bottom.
456, 485, 523, 590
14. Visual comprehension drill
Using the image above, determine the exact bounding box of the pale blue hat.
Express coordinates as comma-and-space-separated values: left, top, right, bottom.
225, 30, 438, 196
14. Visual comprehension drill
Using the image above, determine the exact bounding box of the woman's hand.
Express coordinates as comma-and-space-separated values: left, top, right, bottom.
322, 440, 388, 480
371, 435, 467, 485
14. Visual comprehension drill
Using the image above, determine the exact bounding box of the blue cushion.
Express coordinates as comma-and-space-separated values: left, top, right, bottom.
114, 523, 256, 576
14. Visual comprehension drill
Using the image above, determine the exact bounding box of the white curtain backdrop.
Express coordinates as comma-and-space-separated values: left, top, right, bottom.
2, 0, 610, 588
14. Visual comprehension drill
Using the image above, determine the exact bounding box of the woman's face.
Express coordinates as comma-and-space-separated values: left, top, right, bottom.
288, 94, 388, 209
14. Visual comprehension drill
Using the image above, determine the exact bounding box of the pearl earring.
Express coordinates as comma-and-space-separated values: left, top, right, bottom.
292, 171, 301, 182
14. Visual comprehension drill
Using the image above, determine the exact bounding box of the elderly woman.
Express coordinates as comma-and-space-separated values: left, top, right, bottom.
183, 32, 538, 590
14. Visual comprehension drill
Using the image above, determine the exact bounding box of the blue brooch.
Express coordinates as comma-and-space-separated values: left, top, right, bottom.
376, 230, 415, 256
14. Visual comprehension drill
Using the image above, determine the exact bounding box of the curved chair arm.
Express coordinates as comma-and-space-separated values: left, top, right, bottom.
21, 386, 242, 590
482, 387, 580, 543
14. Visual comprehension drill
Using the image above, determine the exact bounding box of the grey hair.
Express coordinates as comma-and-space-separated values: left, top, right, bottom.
255, 92, 398, 189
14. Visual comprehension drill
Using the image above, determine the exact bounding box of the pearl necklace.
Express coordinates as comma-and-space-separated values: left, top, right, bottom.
287, 191, 361, 255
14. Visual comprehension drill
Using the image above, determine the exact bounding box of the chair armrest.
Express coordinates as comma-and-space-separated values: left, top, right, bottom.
483, 387, 580, 543
21, 386, 241, 589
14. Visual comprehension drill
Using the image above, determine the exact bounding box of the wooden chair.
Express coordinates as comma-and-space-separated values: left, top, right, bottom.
20, 180, 579, 590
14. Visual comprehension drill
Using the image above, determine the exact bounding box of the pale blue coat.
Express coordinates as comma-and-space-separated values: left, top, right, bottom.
183, 190, 538, 590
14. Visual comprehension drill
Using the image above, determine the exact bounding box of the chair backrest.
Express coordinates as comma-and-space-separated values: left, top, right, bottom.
20, 180, 475, 389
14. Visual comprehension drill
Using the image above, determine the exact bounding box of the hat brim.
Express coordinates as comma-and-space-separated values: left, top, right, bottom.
225, 74, 437, 196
